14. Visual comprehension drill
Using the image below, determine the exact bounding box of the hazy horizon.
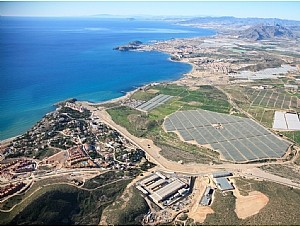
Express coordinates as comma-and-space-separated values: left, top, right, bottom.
1, 1, 300, 21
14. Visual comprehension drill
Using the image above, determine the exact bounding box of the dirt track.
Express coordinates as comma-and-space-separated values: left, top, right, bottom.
188, 177, 214, 223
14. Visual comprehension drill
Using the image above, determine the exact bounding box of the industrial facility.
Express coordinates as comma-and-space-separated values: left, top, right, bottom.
200, 186, 214, 206
136, 172, 191, 208
212, 172, 234, 191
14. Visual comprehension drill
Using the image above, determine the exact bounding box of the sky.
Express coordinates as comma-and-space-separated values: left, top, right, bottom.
1, 1, 300, 21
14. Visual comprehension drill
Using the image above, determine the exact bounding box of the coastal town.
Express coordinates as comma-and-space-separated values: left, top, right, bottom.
0, 101, 152, 206
123, 35, 300, 88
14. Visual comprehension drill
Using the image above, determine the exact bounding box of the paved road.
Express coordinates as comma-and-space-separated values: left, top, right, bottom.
238, 167, 300, 189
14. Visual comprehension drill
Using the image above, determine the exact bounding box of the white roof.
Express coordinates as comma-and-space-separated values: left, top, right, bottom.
153, 179, 185, 200
214, 177, 234, 191
149, 179, 166, 190
136, 185, 149, 194
140, 174, 160, 186
273, 111, 288, 130
273, 111, 300, 131
286, 113, 300, 130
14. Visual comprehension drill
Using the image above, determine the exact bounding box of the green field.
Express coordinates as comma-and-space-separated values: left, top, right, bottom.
281, 131, 300, 146
82, 171, 125, 190
203, 179, 300, 225
107, 84, 230, 164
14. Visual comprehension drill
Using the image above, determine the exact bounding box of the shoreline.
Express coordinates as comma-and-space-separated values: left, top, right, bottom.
0, 48, 196, 144
78, 84, 147, 106
0, 135, 21, 145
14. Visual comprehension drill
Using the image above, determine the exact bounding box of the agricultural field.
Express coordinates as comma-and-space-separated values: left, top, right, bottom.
281, 131, 300, 146
107, 84, 232, 164
247, 88, 299, 110
164, 109, 290, 163
222, 83, 300, 128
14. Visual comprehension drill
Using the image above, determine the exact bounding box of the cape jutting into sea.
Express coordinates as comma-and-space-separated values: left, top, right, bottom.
0, 17, 216, 140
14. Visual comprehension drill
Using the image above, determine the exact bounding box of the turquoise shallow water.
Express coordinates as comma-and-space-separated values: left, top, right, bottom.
0, 17, 215, 140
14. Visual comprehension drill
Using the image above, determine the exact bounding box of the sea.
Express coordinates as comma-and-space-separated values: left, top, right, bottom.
0, 17, 215, 140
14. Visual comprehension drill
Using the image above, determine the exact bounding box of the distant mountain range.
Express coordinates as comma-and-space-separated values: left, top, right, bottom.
238, 24, 297, 40
176, 16, 300, 40
178, 16, 300, 26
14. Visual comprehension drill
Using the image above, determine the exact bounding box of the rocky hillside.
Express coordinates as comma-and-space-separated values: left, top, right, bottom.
238, 24, 296, 40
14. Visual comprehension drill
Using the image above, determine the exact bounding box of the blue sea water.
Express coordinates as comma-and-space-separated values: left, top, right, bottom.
0, 17, 215, 140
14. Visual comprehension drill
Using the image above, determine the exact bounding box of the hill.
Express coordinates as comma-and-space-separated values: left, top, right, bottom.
238, 24, 296, 40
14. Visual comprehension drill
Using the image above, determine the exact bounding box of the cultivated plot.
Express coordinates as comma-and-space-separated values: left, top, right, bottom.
164, 109, 291, 162
246, 89, 300, 110
136, 94, 173, 112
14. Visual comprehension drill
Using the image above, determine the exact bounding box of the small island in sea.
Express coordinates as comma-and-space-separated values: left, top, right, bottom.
113, 40, 143, 51
1, 2, 300, 226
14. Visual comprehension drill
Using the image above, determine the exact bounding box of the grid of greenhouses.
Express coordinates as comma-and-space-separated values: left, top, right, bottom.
164, 109, 291, 162
136, 94, 173, 112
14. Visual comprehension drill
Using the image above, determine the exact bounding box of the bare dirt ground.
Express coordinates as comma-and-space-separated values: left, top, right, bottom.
188, 101, 201, 105
44, 150, 68, 165
188, 177, 214, 223
147, 89, 160, 94
233, 187, 269, 219
190, 206, 214, 223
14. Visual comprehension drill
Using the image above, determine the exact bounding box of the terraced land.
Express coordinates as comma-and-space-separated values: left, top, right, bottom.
248, 89, 299, 110
164, 109, 291, 162
222, 84, 300, 128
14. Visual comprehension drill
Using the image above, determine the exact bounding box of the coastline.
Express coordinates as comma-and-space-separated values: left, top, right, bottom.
0, 49, 196, 144
0, 17, 212, 145
78, 85, 146, 106
0, 135, 21, 145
